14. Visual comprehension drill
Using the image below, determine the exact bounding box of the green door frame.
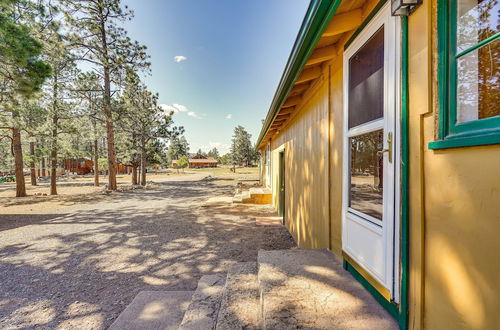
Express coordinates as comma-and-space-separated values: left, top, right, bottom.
278, 150, 285, 219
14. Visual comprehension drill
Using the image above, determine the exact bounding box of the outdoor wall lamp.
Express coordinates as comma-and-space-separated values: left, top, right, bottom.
391, 0, 423, 16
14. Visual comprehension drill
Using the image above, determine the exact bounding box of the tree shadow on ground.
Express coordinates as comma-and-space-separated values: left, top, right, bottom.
0, 178, 295, 329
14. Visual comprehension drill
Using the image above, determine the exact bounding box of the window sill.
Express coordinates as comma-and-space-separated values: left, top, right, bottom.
428, 131, 500, 150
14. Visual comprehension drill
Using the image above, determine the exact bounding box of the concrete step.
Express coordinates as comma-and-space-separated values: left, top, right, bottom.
233, 187, 271, 205
232, 193, 243, 203
240, 191, 253, 203
257, 249, 399, 330
108, 291, 193, 330
249, 187, 271, 195
249, 188, 272, 204
179, 274, 226, 330
216, 262, 260, 330
255, 216, 283, 227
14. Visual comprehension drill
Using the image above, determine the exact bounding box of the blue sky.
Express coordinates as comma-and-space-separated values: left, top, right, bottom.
121, 0, 309, 154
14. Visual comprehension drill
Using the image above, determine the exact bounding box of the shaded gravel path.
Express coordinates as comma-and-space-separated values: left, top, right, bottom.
0, 175, 295, 329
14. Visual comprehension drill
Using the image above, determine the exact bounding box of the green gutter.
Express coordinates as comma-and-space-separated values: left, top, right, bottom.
256, 0, 343, 149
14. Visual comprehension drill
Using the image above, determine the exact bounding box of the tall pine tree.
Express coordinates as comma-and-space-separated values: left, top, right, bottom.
62, 0, 149, 190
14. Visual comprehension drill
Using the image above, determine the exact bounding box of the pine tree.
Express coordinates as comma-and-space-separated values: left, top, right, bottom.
42, 31, 80, 195
118, 70, 183, 185
207, 147, 220, 160
0, 0, 51, 197
74, 72, 105, 187
62, 0, 150, 190
167, 135, 189, 163
229, 125, 257, 167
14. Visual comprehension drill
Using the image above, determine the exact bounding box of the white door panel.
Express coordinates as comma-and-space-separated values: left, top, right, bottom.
342, 3, 400, 298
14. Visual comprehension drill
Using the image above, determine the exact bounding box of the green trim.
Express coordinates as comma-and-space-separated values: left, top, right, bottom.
429, 131, 500, 149
399, 16, 409, 330
437, 0, 450, 139
431, 0, 500, 149
344, 0, 388, 50
255, 0, 343, 149
344, 261, 399, 319
455, 32, 500, 58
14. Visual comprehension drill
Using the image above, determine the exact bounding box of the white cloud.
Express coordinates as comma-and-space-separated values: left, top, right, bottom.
225, 114, 232, 119
159, 104, 178, 114
174, 55, 187, 63
173, 103, 189, 112
187, 111, 201, 119
197, 142, 231, 154
209, 142, 230, 149
160, 103, 201, 119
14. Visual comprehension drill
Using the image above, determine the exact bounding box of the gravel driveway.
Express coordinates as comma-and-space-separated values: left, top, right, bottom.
0, 174, 295, 329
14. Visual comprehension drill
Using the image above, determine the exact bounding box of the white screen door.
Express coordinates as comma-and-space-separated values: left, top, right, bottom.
342, 3, 400, 299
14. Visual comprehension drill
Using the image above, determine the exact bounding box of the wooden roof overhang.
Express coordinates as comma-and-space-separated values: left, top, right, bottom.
256, 0, 377, 150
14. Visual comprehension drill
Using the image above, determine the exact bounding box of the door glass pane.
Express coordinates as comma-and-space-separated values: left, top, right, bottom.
457, 39, 500, 123
457, 0, 499, 53
349, 130, 384, 220
348, 27, 384, 129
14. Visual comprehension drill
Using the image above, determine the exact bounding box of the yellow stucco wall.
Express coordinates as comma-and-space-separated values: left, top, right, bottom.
409, 2, 500, 329
261, 0, 500, 328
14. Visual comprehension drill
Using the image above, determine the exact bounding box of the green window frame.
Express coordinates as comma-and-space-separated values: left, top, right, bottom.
429, 0, 500, 150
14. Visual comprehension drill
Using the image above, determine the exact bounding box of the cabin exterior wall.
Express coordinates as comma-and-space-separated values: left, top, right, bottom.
259, 1, 500, 328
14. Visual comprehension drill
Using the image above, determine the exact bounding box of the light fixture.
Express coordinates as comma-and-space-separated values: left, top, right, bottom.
391, 0, 423, 16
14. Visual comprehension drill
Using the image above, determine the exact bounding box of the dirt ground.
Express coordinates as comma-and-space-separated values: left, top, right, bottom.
0, 170, 295, 329
0, 167, 259, 198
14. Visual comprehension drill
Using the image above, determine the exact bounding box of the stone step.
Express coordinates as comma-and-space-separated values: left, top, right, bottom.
179, 274, 226, 330
108, 291, 193, 330
216, 262, 260, 330
258, 249, 399, 330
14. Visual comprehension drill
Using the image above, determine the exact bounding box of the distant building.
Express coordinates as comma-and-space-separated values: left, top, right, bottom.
62, 158, 132, 174
171, 154, 218, 169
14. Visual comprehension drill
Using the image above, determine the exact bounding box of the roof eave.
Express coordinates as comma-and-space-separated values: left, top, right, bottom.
255, 0, 343, 150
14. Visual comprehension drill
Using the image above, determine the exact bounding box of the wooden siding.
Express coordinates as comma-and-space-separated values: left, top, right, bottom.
270, 76, 330, 249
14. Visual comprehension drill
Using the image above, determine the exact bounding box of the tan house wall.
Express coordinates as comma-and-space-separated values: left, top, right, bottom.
270, 77, 330, 249
260, 1, 500, 328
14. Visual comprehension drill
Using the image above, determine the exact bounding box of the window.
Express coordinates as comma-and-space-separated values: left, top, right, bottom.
429, 0, 500, 149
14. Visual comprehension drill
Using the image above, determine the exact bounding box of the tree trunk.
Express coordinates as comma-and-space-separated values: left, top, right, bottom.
41, 157, 46, 177
50, 74, 58, 195
12, 125, 26, 197
131, 165, 138, 185
99, 10, 117, 191
50, 121, 58, 195
50, 146, 57, 195
93, 139, 99, 187
140, 146, 146, 186
29, 140, 37, 186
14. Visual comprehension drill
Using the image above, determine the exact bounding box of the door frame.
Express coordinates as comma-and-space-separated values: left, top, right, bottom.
278, 150, 285, 219
341, 2, 402, 302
